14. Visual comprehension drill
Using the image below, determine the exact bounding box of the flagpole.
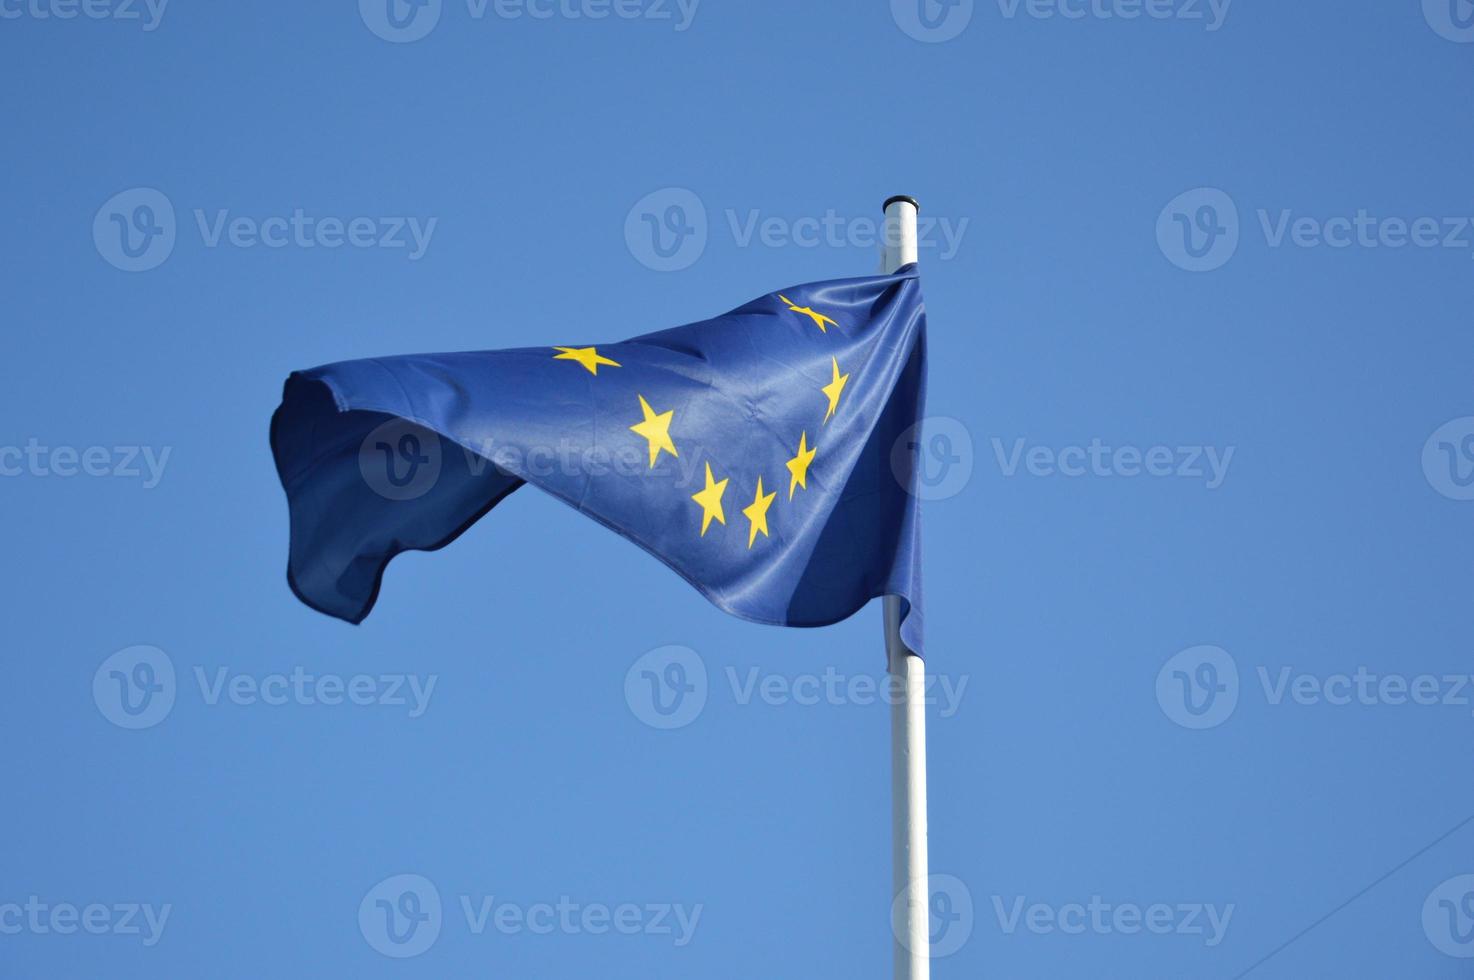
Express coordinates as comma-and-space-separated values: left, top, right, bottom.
882, 194, 929, 980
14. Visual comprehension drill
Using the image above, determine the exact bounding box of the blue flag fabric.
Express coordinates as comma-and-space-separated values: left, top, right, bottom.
270, 265, 927, 654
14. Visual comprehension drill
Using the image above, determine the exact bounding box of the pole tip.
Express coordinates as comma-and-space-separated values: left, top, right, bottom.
882, 195, 921, 213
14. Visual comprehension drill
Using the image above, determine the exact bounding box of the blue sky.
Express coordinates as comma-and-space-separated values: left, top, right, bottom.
2, 1, 1473, 976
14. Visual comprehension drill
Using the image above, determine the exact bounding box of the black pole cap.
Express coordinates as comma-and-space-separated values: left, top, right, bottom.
882, 195, 921, 213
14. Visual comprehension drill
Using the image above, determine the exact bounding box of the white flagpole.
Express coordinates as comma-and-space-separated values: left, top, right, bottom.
882, 194, 930, 980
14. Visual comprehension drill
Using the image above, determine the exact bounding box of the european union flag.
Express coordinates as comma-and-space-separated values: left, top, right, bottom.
270, 265, 927, 653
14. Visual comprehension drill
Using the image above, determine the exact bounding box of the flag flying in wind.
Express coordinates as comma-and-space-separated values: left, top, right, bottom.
269, 264, 927, 653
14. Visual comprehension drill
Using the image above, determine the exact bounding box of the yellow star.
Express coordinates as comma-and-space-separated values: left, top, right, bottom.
779, 294, 838, 333
552, 346, 621, 376
786, 432, 816, 500
821, 357, 849, 423
690, 462, 729, 536
629, 394, 678, 468
742, 476, 776, 548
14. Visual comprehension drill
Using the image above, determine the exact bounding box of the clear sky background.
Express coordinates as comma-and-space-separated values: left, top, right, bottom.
3, 1, 1473, 976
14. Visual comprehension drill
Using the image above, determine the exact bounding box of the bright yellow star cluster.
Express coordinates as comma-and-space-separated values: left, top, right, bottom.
549, 295, 849, 551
